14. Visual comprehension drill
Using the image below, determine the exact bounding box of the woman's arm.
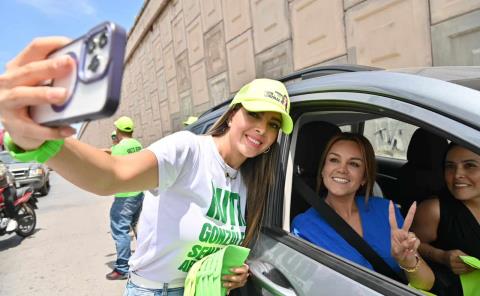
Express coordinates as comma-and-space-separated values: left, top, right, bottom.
412, 199, 443, 263
389, 202, 435, 291
48, 138, 158, 195
413, 199, 473, 274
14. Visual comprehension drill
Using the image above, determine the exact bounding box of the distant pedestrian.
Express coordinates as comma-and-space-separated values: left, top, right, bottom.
106, 116, 144, 280
102, 131, 120, 155
111, 130, 120, 145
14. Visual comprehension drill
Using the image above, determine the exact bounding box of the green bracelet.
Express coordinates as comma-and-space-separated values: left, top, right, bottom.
4, 132, 64, 164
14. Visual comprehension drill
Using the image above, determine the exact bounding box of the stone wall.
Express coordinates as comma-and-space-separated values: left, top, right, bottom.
79, 0, 480, 148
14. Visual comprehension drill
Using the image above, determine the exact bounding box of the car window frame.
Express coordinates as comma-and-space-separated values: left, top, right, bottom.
259, 89, 480, 295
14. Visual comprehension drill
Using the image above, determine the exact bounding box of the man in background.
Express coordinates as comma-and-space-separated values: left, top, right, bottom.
106, 116, 144, 280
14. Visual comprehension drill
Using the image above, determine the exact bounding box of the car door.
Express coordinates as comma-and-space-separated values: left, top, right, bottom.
245, 69, 480, 295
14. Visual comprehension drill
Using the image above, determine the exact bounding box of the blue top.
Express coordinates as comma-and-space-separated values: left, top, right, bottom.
291, 196, 404, 273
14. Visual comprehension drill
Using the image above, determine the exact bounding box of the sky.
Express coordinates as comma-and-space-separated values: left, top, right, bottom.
0, 0, 144, 132
0, 0, 144, 69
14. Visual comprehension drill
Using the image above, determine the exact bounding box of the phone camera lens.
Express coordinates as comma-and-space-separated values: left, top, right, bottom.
98, 32, 108, 48
88, 55, 100, 72
87, 39, 96, 54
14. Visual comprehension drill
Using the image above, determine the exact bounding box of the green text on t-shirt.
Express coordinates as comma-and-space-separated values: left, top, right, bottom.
177, 183, 246, 272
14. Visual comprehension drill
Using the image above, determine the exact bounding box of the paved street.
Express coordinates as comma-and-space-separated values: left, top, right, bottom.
0, 172, 127, 296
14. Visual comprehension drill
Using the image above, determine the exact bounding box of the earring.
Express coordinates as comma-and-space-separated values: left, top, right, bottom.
227, 121, 231, 127
263, 147, 270, 154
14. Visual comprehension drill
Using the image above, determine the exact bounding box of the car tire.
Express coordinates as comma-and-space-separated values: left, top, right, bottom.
39, 180, 50, 196
15, 203, 36, 237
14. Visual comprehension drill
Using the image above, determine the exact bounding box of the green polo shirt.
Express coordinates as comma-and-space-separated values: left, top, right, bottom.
111, 138, 143, 198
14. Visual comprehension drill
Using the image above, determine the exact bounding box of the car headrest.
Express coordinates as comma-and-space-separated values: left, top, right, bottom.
294, 121, 341, 179
406, 128, 448, 169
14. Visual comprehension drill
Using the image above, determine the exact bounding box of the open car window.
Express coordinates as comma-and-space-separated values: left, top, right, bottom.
276, 89, 477, 294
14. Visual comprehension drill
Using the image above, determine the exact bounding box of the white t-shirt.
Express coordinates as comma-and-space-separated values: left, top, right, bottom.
129, 131, 247, 284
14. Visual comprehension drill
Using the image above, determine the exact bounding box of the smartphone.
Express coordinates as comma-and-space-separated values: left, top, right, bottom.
30, 21, 127, 126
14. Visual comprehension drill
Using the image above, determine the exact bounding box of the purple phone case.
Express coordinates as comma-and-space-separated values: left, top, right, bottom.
30, 21, 126, 126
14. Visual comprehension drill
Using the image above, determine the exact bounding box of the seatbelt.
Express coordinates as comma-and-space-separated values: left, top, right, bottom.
293, 173, 405, 283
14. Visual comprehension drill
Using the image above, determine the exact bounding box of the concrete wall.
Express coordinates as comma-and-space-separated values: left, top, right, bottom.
79, 0, 480, 148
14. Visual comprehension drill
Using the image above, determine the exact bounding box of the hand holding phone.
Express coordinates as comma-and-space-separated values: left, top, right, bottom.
30, 22, 126, 126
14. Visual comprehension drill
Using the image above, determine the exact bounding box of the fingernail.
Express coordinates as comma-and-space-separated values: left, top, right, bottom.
229, 268, 235, 272
47, 88, 67, 100
60, 127, 76, 137
57, 55, 71, 67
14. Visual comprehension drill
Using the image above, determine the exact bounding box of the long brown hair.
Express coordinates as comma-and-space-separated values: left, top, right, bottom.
316, 133, 376, 202
207, 104, 279, 247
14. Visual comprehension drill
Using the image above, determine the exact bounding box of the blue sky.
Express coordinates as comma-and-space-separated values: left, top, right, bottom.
0, 0, 144, 132
0, 0, 144, 69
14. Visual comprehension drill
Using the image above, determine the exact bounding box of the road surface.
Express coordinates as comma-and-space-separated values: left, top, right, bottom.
0, 172, 128, 296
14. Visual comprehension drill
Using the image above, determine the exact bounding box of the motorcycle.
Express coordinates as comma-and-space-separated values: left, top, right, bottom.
0, 184, 37, 237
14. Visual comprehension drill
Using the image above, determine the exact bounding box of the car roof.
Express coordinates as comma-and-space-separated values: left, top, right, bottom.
189, 65, 480, 131
388, 66, 480, 91
287, 67, 480, 130
191, 65, 379, 122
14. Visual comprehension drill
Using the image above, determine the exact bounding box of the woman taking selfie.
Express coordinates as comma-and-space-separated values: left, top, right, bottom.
0, 37, 293, 295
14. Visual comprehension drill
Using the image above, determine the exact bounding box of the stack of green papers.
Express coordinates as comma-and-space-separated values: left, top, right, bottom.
184, 245, 250, 296
459, 256, 480, 296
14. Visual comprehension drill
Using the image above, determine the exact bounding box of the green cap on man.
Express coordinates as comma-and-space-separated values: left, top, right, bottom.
114, 116, 134, 132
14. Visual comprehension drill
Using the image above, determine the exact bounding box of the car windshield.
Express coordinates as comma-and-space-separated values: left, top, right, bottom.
0, 152, 19, 164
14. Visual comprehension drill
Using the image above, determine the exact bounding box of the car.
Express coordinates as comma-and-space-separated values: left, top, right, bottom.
0, 151, 50, 196
186, 65, 480, 295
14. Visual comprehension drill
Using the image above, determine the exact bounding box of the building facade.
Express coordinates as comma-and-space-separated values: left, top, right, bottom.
79, 0, 480, 148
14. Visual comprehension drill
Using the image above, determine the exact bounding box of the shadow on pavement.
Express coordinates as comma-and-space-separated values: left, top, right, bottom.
0, 228, 42, 252
0, 235, 24, 251
106, 260, 116, 269
0, 228, 43, 252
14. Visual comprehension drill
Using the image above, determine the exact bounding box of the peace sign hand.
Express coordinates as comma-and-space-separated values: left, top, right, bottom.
389, 201, 420, 268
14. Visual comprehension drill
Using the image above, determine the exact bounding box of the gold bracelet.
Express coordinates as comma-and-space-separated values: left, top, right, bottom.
399, 254, 421, 273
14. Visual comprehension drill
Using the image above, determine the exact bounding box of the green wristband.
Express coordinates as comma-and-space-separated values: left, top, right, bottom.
4, 133, 64, 164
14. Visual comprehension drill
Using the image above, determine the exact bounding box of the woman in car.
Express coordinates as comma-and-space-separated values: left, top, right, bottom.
0, 37, 293, 295
292, 132, 435, 291
413, 143, 480, 295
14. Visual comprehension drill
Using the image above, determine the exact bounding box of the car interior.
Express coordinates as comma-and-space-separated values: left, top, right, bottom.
282, 107, 456, 285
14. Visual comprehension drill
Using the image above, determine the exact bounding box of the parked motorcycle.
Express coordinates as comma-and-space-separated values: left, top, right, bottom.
0, 184, 37, 237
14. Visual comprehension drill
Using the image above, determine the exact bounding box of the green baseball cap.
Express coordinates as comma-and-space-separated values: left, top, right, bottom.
183, 116, 198, 126
114, 116, 134, 132
230, 78, 293, 134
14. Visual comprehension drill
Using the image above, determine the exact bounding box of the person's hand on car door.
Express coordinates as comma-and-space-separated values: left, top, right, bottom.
389, 201, 421, 268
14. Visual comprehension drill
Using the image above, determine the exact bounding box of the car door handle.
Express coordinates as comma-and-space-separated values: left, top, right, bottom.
249, 261, 297, 296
